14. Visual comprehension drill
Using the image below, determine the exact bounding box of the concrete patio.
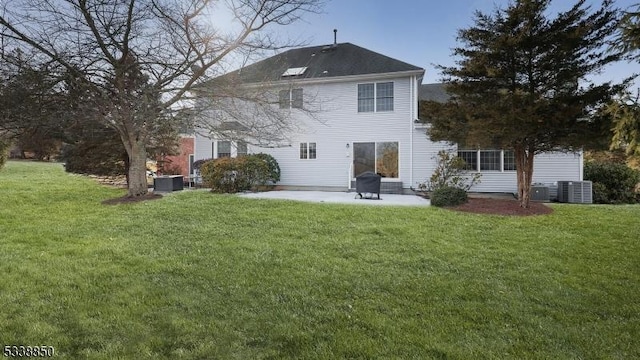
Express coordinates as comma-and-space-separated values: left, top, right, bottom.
239, 190, 431, 206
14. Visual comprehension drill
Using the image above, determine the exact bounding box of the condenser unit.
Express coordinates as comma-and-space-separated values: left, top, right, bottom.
531, 185, 550, 201
557, 181, 593, 204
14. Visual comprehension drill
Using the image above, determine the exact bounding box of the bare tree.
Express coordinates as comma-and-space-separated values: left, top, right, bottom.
0, 0, 322, 197
192, 76, 323, 148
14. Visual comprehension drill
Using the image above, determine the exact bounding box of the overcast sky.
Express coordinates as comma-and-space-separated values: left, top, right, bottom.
274, 0, 639, 87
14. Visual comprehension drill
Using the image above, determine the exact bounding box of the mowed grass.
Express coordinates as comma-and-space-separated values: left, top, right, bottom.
1, 161, 639, 359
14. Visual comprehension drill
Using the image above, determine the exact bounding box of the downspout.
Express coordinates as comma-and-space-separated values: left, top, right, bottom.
579, 148, 584, 181
409, 75, 414, 190
193, 129, 198, 161
348, 162, 353, 190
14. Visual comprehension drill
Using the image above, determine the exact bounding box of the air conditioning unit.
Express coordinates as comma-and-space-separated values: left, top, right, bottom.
531, 185, 550, 201
557, 181, 593, 204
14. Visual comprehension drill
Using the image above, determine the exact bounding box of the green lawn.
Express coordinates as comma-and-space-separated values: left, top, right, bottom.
1, 161, 639, 359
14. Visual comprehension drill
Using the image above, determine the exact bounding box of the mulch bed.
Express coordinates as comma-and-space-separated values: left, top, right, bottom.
448, 197, 553, 216
102, 193, 163, 205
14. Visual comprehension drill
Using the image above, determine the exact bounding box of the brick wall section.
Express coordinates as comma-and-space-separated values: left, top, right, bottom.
159, 137, 194, 177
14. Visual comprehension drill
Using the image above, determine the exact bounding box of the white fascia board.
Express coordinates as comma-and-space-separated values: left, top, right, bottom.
238, 69, 426, 89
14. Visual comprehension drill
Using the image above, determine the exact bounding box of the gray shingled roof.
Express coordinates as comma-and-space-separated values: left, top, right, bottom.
209, 42, 423, 85
418, 83, 450, 103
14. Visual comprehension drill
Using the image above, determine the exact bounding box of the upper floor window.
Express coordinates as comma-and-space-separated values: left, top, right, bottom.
358, 82, 394, 113
300, 142, 316, 159
279, 88, 303, 109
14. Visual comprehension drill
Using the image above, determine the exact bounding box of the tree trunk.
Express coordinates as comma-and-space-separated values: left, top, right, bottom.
514, 145, 535, 208
126, 140, 149, 197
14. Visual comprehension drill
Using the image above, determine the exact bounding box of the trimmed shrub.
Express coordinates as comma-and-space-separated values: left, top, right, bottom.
584, 161, 640, 204
241, 154, 270, 186
200, 154, 280, 193
430, 186, 468, 207
200, 157, 240, 193
251, 153, 280, 183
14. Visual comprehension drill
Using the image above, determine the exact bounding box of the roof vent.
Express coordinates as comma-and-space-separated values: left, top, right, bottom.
321, 29, 339, 52
282, 67, 307, 77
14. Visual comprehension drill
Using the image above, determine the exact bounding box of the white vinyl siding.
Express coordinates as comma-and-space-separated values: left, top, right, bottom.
194, 73, 583, 193
255, 77, 412, 188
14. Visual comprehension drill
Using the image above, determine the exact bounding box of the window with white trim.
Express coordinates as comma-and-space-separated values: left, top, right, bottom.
237, 141, 248, 157
457, 149, 516, 172
503, 150, 516, 170
457, 150, 478, 171
480, 150, 501, 171
216, 141, 231, 158
300, 142, 316, 159
279, 88, 303, 109
376, 82, 394, 111
357, 82, 394, 112
353, 142, 399, 178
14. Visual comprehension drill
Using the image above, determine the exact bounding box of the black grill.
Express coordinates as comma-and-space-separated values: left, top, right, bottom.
355, 172, 381, 200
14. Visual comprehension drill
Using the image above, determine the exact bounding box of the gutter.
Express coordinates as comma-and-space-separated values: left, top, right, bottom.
196, 69, 426, 92
409, 75, 414, 188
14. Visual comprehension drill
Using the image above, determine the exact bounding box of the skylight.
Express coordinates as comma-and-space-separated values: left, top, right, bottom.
282, 67, 307, 77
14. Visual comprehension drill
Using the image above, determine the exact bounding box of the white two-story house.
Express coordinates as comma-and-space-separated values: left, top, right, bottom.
193, 42, 583, 194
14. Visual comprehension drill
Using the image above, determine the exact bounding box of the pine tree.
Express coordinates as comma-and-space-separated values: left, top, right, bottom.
422, 0, 625, 207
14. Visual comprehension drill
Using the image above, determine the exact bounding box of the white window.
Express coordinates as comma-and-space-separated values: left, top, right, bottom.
503, 150, 516, 170
480, 150, 501, 171
457, 150, 478, 171
457, 149, 516, 172
279, 88, 303, 109
376, 82, 394, 111
358, 82, 394, 113
217, 141, 231, 158
357, 84, 375, 112
237, 141, 248, 157
353, 142, 398, 178
300, 142, 316, 159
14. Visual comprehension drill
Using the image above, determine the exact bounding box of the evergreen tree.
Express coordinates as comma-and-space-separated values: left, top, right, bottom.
616, 3, 640, 61
608, 4, 640, 157
421, 0, 626, 208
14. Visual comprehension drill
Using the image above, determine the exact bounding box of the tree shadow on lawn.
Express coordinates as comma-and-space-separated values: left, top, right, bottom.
102, 193, 163, 205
